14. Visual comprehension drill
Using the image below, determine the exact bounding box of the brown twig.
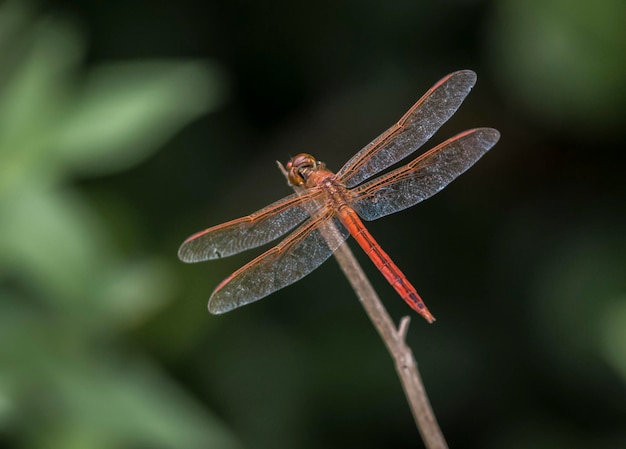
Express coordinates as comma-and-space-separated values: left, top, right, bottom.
277, 161, 448, 449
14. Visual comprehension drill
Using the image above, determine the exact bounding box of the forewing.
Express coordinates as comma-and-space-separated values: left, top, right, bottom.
351, 128, 500, 221
336, 70, 478, 188
178, 190, 321, 262
208, 212, 350, 313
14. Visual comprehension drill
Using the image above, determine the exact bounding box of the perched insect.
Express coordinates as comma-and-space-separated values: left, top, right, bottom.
179, 70, 500, 322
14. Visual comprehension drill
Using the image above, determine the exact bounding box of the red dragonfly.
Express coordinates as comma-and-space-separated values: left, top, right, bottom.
179, 70, 499, 323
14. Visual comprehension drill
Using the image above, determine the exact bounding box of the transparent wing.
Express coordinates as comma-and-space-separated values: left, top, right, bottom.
208, 212, 350, 313
336, 70, 478, 188
178, 189, 322, 262
351, 128, 500, 221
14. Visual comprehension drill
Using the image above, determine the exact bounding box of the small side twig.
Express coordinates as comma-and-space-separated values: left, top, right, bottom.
398, 316, 411, 340
278, 162, 447, 449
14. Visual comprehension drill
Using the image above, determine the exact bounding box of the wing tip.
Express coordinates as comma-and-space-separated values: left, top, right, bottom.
177, 243, 196, 263
207, 301, 221, 315
449, 69, 477, 89
457, 127, 501, 147
453, 68, 477, 79
208, 294, 237, 315
477, 127, 501, 146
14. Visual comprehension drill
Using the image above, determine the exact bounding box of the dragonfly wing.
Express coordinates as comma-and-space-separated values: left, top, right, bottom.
351, 128, 500, 221
336, 70, 478, 188
178, 190, 322, 262
209, 212, 350, 313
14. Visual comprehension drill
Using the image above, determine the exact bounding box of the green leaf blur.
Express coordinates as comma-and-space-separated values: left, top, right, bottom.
0, 3, 237, 449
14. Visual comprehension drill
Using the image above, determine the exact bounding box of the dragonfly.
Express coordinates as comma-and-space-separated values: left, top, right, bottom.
178, 70, 500, 323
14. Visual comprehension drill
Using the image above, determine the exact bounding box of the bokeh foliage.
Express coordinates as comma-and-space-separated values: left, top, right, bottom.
0, 2, 238, 448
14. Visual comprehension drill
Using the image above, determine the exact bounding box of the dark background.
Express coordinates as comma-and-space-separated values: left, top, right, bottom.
2, 0, 624, 448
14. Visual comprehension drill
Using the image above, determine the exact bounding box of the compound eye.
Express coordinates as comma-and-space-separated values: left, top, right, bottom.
287, 153, 317, 186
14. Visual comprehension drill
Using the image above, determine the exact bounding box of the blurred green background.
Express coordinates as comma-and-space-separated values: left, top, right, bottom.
1, 0, 624, 448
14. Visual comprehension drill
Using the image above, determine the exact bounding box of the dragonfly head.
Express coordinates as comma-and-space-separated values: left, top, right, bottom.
286, 153, 325, 186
